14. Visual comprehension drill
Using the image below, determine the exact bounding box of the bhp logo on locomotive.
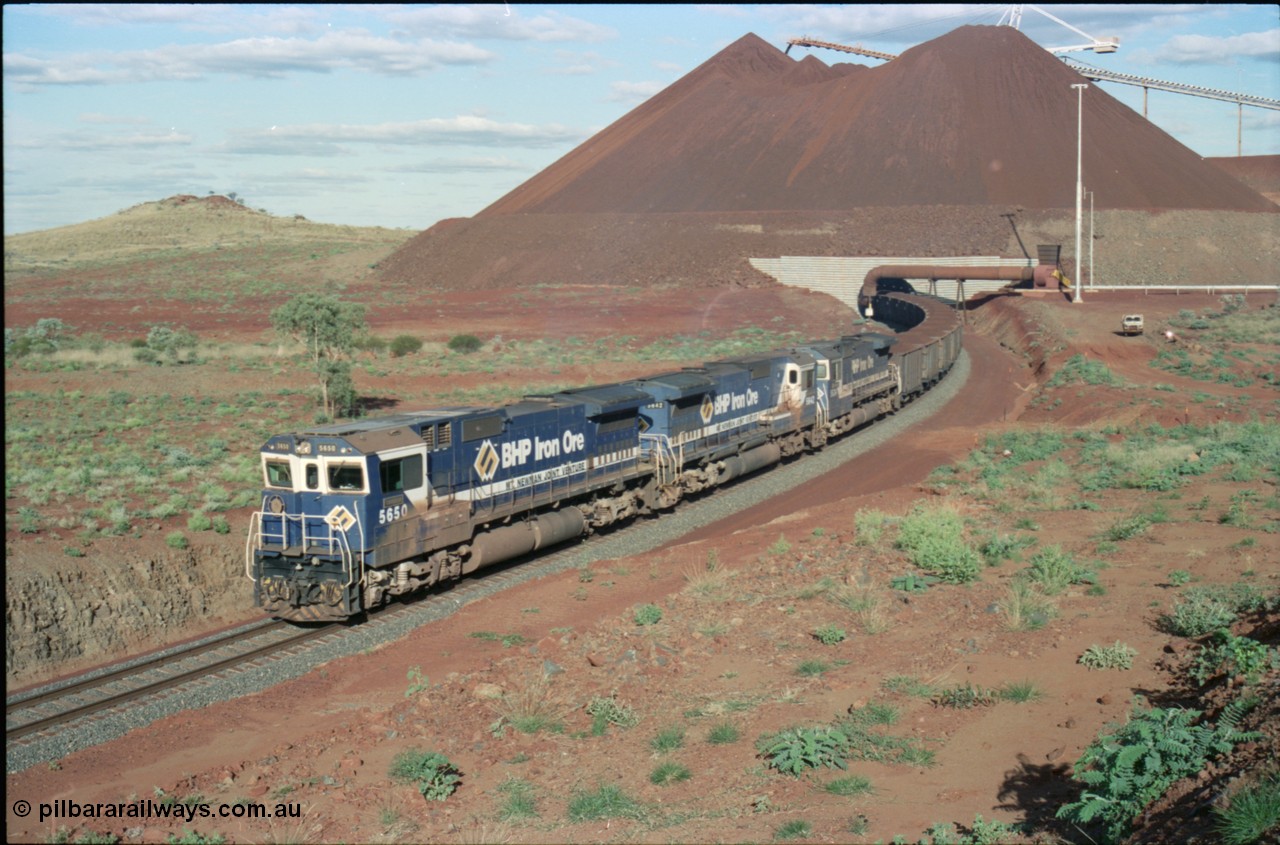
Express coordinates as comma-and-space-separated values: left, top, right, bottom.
713, 388, 760, 416
475, 431, 587, 482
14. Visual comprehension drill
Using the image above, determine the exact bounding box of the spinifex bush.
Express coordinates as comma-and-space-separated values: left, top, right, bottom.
896, 503, 981, 584
1026, 545, 1095, 595
1214, 772, 1280, 845
1057, 700, 1261, 841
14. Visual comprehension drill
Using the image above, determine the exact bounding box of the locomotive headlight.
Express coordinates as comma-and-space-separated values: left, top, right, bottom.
311, 556, 321, 566
268, 496, 285, 514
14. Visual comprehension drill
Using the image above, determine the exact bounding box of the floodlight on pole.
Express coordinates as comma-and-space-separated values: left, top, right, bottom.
1072, 83, 1087, 304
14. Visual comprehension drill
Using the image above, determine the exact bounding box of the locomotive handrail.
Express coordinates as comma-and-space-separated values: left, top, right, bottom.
640, 433, 682, 487
245, 508, 264, 583
245, 503, 364, 595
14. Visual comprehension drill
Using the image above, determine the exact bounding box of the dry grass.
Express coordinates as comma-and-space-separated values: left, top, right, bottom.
489, 674, 570, 735
829, 582, 891, 634
681, 550, 733, 602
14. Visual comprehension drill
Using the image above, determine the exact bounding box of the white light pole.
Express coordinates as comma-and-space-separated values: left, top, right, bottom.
1088, 190, 1094, 290
1072, 83, 1087, 304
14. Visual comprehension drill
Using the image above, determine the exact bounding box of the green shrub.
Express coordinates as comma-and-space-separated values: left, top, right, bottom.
1026, 546, 1095, 595
758, 726, 850, 775
890, 572, 937, 593
896, 504, 981, 584
1162, 583, 1270, 637
1106, 513, 1152, 541
1058, 700, 1261, 841
918, 815, 1023, 845
1191, 630, 1278, 686
187, 512, 213, 532
585, 695, 639, 733
388, 749, 461, 801
933, 682, 996, 709
1079, 642, 1137, 670
813, 624, 847, 645
1048, 354, 1121, 387
389, 335, 423, 357
165, 531, 189, 550
447, 334, 483, 354
633, 603, 663, 626
352, 333, 387, 354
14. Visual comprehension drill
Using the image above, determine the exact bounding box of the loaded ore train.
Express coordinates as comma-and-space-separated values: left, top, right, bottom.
247, 289, 963, 621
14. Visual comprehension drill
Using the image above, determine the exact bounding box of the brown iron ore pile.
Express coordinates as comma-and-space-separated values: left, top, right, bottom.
378, 26, 1277, 292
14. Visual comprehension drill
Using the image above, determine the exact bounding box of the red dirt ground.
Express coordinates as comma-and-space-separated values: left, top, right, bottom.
8, 288, 1276, 844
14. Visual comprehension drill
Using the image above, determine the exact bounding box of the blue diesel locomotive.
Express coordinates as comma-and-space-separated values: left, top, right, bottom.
247, 291, 957, 620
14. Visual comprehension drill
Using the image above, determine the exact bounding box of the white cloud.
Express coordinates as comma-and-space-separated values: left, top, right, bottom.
383, 5, 616, 43
223, 116, 585, 154
1161, 29, 1280, 64
2, 31, 495, 87
29, 4, 328, 36
7, 129, 194, 152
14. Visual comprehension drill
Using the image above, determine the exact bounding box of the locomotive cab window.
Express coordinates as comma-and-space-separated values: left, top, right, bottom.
803, 369, 814, 389
264, 460, 292, 489
816, 362, 828, 380
788, 370, 798, 385
380, 454, 423, 493
304, 463, 320, 491
327, 462, 365, 492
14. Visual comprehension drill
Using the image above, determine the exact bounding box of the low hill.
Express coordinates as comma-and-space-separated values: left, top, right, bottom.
3, 194, 409, 274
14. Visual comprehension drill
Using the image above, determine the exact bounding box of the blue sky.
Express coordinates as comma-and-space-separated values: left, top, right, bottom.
4, 4, 1278, 235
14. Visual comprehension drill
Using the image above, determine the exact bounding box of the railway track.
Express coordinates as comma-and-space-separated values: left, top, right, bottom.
6, 619, 331, 744
4, 548, 583, 758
